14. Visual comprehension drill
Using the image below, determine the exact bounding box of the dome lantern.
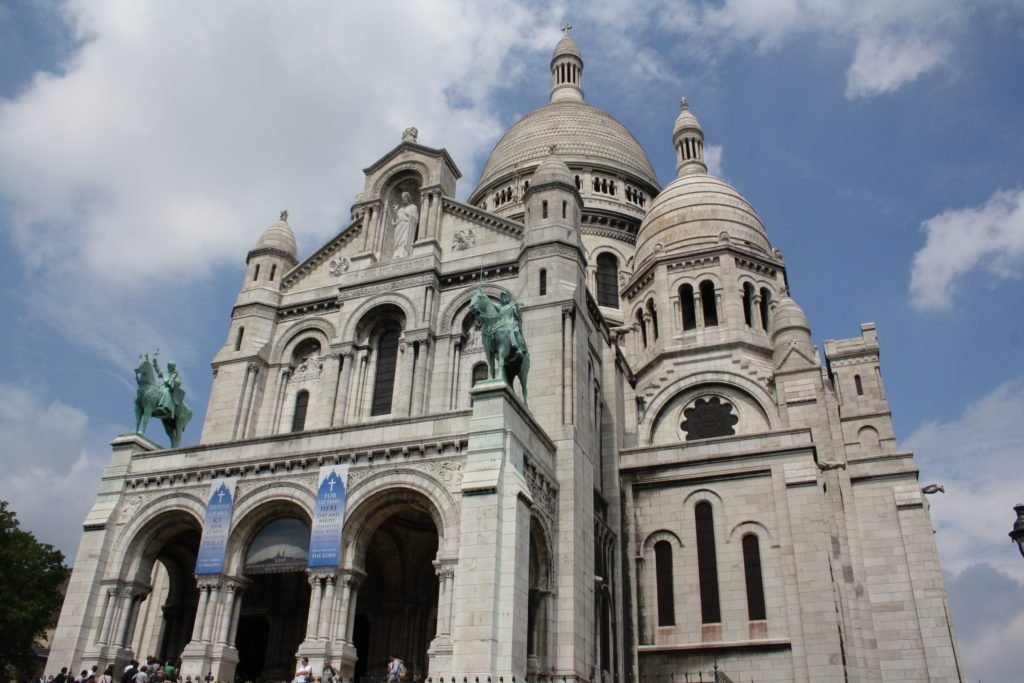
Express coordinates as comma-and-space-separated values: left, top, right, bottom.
673, 97, 707, 177
550, 24, 584, 103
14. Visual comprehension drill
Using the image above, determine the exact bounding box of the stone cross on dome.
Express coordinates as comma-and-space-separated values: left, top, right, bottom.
279, 209, 288, 222
561, 23, 572, 35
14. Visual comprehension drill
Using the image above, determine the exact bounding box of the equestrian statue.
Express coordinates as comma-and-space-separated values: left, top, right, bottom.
134, 351, 193, 448
469, 287, 531, 406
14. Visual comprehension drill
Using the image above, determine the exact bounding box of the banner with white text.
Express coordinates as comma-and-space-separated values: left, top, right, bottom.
308, 464, 350, 568
194, 477, 238, 574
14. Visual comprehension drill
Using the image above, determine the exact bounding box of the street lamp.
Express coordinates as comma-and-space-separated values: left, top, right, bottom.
1010, 503, 1024, 560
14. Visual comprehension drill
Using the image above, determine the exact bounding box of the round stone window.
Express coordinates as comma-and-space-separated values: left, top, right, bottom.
681, 396, 739, 441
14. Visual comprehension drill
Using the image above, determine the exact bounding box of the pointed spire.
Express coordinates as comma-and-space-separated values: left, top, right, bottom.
550, 26, 584, 103
673, 96, 707, 177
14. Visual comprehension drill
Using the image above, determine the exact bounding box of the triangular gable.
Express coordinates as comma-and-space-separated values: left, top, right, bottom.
363, 141, 461, 180
280, 216, 364, 292
774, 341, 819, 373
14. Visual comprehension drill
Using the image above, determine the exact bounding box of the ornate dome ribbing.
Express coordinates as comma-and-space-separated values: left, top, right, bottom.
476, 102, 658, 191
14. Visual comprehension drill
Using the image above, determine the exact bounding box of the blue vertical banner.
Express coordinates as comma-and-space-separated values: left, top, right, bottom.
308, 464, 350, 568
195, 477, 238, 574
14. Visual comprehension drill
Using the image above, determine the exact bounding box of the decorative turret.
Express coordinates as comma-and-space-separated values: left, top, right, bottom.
673, 97, 707, 177
523, 147, 582, 250
244, 210, 299, 294
550, 25, 584, 103
771, 294, 818, 369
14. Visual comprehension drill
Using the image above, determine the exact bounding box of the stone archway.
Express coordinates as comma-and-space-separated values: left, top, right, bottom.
347, 489, 442, 682
131, 527, 202, 662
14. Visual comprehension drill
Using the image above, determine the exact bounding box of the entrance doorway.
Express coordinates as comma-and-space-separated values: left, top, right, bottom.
237, 518, 312, 682
353, 505, 438, 681
131, 525, 201, 663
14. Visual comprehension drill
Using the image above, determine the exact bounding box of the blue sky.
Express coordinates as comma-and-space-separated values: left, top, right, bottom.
1, 1, 1022, 679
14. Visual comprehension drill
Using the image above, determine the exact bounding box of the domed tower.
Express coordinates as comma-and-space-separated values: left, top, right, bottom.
201, 212, 299, 443
469, 31, 660, 321
626, 98, 789, 443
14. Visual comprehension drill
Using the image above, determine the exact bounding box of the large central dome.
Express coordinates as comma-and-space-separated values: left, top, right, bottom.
476, 101, 658, 190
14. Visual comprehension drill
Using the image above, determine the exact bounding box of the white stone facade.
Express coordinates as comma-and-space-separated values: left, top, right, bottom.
48, 34, 962, 683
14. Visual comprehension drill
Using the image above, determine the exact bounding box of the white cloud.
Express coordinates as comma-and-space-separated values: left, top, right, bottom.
909, 188, 1024, 311
906, 378, 1024, 679
0, 383, 101, 559
647, 0, 1003, 99
0, 1, 557, 366
905, 377, 1024, 582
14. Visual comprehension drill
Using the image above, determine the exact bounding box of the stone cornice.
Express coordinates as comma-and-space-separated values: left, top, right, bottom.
246, 247, 298, 267
276, 296, 340, 319
441, 198, 524, 239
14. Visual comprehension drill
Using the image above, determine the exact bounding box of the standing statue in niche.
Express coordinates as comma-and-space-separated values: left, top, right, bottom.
469, 288, 530, 406
133, 351, 193, 448
391, 191, 419, 259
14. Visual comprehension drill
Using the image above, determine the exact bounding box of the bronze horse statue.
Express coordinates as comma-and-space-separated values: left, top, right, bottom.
469, 288, 530, 406
134, 353, 193, 448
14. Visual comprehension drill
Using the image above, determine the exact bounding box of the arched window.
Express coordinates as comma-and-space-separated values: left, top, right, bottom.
371, 326, 401, 416
235, 327, 245, 351
742, 283, 755, 327
855, 374, 864, 396
253, 264, 260, 281
575, 175, 582, 190
542, 200, 548, 219
269, 264, 277, 281
539, 268, 547, 296
647, 298, 659, 340
680, 284, 696, 331
742, 534, 767, 621
695, 502, 720, 623
472, 362, 489, 386
759, 287, 771, 331
291, 390, 309, 432
654, 540, 675, 626
635, 309, 647, 348
596, 253, 619, 308
699, 280, 718, 327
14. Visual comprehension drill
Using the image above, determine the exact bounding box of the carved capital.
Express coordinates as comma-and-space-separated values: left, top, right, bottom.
562, 306, 576, 321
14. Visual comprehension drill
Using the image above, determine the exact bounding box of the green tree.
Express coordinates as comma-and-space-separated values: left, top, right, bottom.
0, 500, 66, 676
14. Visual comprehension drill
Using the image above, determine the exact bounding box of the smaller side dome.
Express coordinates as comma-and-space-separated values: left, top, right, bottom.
531, 148, 574, 188
255, 210, 298, 260
771, 295, 811, 336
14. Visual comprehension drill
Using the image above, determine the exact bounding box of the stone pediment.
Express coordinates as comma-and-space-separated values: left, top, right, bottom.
774, 340, 819, 374
280, 217, 365, 292
437, 198, 524, 261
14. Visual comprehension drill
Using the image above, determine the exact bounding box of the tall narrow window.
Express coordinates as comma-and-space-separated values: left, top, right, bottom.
695, 502, 721, 623
681, 284, 696, 331
371, 327, 401, 416
291, 390, 309, 432
647, 299, 659, 340
742, 534, 767, 621
854, 374, 864, 396
654, 541, 675, 626
539, 268, 548, 296
235, 327, 245, 351
269, 264, 277, 282
562, 200, 567, 219
742, 283, 755, 326
759, 287, 771, 331
700, 280, 718, 327
635, 309, 647, 348
596, 253, 619, 308
542, 200, 548, 218
253, 264, 260, 281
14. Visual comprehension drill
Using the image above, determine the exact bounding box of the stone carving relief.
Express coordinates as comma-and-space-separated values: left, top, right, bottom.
347, 458, 465, 493
452, 229, 476, 251
329, 257, 350, 277
523, 462, 557, 520
117, 494, 144, 524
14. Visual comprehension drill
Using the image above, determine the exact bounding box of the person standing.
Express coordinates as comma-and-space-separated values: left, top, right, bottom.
386, 656, 402, 683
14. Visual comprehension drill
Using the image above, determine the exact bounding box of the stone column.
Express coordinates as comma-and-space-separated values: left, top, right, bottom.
217, 584, 237, 645
344, 573, 366, 642
672, 297, 682, 332
112, 589, 134, 647
201, 583, 221, 642
233, 363, 258, 439
562, 307, 575, 424
752, 292, 764, 330
394, 336, 416, 416
431, 192, 443, 240
305, 574, 324, 640
419, 194, 430, 241
348, 350, 369, 422
97, 588, 116, 645
318, 575, 337, 640
449, 338, 463, 410
693, 291, 704, 328
228, 584, 245, 645
412, 338, 431, 415
333, 348, 354, 426
320, 353, 342, 429
271, 369, 291, 434
191, 584, 210, 642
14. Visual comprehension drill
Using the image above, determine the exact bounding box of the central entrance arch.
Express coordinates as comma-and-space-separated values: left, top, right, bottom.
236, 514, 312, 682
349, 489, 442, 681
